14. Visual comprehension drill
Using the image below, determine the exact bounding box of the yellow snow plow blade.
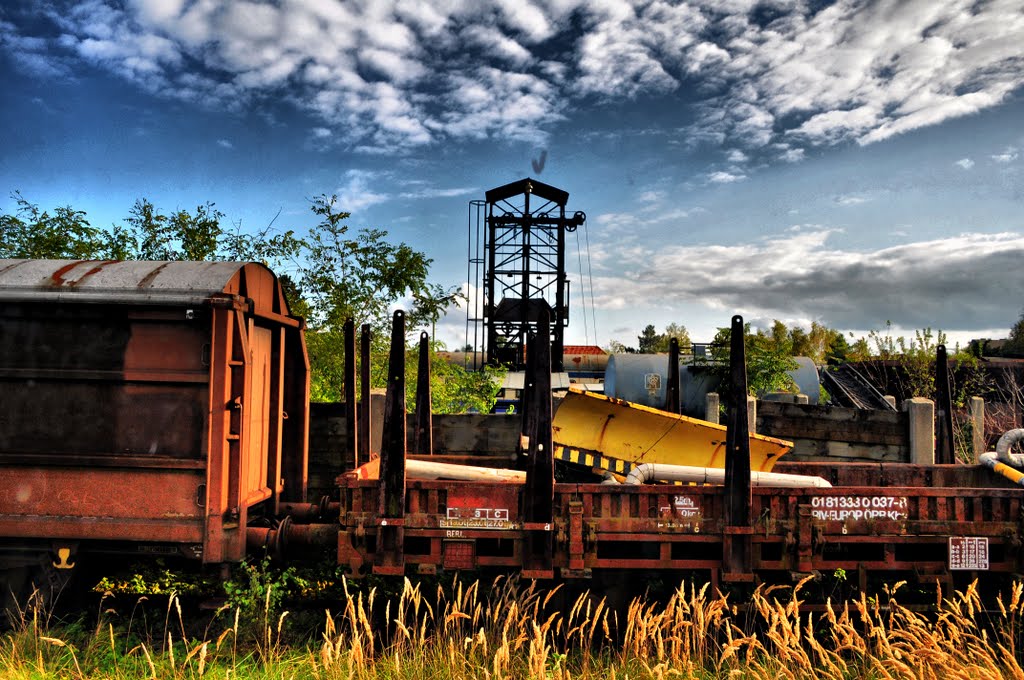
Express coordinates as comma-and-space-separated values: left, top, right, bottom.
552, 387, 791, 473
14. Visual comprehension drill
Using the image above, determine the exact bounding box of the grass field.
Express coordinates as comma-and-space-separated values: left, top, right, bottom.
3, 575, 1024, 679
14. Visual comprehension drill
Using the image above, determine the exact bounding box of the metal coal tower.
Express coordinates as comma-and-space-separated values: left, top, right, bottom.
467, 178, 585, 372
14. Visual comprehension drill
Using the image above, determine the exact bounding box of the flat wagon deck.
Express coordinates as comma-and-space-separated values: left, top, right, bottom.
332, 314, 1024, 594
337, 463, 1022, 592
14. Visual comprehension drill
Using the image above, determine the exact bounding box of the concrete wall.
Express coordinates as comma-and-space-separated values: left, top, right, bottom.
756, 401, 910, 463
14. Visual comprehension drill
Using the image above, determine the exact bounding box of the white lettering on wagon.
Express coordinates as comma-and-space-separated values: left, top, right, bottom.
810, 496, 908, 522
657, 495, 701, 518
440, 507, 517, 530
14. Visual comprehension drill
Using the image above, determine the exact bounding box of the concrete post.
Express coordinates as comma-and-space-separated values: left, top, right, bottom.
970, 396, 985, 460
705, 393, 720, 424
883, 395, 897, 409
905, 397, 935, 465
747, 396, 757, 434
795, 393, 809, 405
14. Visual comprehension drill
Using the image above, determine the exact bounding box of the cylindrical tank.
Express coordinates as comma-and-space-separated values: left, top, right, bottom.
788, 357, 820, 405
604, 354, 672, 407
605, 353, 820, 413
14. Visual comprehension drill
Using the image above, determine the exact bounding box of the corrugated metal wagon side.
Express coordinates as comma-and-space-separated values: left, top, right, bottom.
0, 259, 308, 577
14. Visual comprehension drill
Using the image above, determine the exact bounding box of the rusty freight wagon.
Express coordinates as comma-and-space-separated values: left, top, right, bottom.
332, 314, 1024, 596
0, 259, 309, 598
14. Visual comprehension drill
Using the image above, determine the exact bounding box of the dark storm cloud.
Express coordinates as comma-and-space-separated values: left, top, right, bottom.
589, 229, 1024, 331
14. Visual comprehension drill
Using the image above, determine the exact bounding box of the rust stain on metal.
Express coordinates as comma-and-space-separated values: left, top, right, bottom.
76, 260, 119, 284
0, 260, 26, 276
50, 260, 86, 286
48, 260, 120, 287
596, 414, 615, 449
136, 262, 171, 289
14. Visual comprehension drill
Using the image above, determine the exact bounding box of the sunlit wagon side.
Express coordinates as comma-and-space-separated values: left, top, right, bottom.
335, 464, 1024, 593
0, 259, 309, 587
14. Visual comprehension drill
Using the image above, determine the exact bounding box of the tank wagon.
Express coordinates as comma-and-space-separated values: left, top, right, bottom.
2, 259, 1023, 603
0, 259, 309, 590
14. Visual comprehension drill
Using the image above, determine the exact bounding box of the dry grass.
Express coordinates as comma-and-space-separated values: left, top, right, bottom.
4, 575, 1024, 679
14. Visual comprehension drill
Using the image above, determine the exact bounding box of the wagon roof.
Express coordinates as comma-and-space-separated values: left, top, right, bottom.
0, 259, 272, 306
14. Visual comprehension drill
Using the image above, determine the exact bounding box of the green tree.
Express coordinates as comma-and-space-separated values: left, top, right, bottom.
823, 329, 850, 364
606, 339, 636, 353
711, 323, 799, 403
847, 334, 871, 362
637, 324, 660, 353
610, 322, 690, 354
113, 198, 226, 261
0, 191, 105, 259
299, 194, 432, 330
1005, 310, 1024, 355
414, 344, 504, 414
789, 326, 811, 357
656, 322, 692, 353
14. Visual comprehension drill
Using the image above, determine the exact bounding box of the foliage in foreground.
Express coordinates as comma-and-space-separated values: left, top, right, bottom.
5, 575, 1024, 679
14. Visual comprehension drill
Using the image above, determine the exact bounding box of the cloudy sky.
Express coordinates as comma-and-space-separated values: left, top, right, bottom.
2, 0, 1023, 350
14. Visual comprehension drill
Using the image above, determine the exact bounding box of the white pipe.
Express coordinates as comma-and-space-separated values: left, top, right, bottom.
623, 462, 832, 488
995, 429, 1024, 467
406, 459, 526, 483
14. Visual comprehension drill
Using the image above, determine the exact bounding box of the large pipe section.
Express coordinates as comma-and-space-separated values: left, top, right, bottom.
995, 429, 1024, 467
621, 462, 832, 488
979, 452, 1024, 487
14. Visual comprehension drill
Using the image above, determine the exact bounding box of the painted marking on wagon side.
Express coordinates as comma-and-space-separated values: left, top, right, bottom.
810, 496, 908, 522
440, 507, 518, 530
949, 537, 989, 570
659, 495, 702, 518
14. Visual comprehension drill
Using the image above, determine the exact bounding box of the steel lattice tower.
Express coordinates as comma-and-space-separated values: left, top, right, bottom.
479, 178, 585, 372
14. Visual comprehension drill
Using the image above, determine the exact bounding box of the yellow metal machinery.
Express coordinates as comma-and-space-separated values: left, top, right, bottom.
552, 387, 792, 475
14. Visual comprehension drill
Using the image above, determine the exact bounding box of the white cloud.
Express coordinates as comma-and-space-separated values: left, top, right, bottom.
702, 1, 1024, 151
460, 25, 533, 67
399, 186, 477, 199
438, 67, 563, 143
992, 147, 1019, 163
779, 147, 805, 163
216, 138, 233, 149
955, 158, 975, 170
835, 193, 870, 206
707, 171, 746, 183
336, 169, 390, 212
1, 0, 1021, 157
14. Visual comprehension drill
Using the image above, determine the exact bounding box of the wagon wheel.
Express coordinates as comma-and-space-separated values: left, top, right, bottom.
1, 553, 73, 628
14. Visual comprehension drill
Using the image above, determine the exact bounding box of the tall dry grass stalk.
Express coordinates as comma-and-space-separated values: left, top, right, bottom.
5, 575, 1024, 679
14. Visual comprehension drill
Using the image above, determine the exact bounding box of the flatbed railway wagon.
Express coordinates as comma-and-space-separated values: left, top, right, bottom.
336, 459, 1023, 593
0, 259, 309, 601
332, 314, 1024, 595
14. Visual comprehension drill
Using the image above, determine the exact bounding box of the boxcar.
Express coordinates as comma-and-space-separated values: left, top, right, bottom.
0, 259, 309, 588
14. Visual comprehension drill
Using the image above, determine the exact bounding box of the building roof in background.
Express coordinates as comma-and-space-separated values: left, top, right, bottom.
563, 345, 607, 355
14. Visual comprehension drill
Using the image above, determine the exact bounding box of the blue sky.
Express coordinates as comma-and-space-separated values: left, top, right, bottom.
1, 0, 1023, 351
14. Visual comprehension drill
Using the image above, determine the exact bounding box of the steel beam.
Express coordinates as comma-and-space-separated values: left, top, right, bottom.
413, 331, 433, 455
